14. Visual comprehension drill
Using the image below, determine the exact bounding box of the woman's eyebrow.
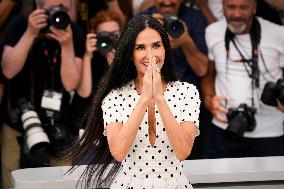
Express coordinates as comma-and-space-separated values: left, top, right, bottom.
153, 41, 162, 44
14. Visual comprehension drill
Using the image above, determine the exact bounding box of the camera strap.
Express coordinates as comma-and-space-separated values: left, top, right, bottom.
41, 40, 61, 89
224, 17, 261, 108
79, 0, 89, 32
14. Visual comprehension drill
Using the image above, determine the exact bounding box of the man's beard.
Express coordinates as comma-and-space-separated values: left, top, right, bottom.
228, 22, 247, 34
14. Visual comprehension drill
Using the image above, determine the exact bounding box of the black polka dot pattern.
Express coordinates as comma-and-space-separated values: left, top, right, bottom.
101, 81, 197, 188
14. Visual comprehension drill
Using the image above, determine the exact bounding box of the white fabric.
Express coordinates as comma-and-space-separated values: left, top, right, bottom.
102, 80, 200, 188
206, 17, 284, 138
207, 0, 224, 20
132, 0, 145, 15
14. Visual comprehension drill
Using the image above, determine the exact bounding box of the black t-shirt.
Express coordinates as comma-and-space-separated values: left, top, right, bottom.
3, 14, 85, 132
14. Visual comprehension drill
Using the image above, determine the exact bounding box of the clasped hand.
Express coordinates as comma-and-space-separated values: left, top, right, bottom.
140, 55, 164, 103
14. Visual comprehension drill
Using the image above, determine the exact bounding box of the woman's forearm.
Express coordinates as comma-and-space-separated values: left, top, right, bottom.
156, 96, 196, 160
107, 97, 149, 162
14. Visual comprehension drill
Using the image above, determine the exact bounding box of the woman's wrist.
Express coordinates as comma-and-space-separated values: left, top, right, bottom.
84, 51, 93, 60
154, 95, 165, 104
139, 96, 151, 106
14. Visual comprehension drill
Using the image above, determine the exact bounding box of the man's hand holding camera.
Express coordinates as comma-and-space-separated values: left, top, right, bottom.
151, 13, 191, 49
169, 21, 192, 49
277, 101, 284, 112
84, 33, 97, 59
47, 25, 73, 47
27, 9, 48, 38
27, 7, 73, 44
204, 95, 228, 123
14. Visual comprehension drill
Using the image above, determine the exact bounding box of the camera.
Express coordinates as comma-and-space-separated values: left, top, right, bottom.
40, 90, 71, 154
261, 79, 284, 106
163, 15, 184, 38
223, 103, 256, 146
96, 32, 119, 55
42, 5, 71, 32
18, 98, 50, 165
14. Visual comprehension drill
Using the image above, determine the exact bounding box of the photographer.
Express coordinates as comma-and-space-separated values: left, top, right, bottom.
0, 0, 84, 188
202, 0, 284, 158
69, 9, 122, 148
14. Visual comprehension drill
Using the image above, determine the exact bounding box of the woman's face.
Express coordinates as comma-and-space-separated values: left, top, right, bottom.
133, 28, 165, 75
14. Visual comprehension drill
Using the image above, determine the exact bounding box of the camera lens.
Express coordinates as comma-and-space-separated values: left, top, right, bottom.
96, 32, 115, 55
164, 15, 184, 38
277, 79, 284, 104
261, 81, 278, 106
50, 9, 70, 29
21, 110, 50, 155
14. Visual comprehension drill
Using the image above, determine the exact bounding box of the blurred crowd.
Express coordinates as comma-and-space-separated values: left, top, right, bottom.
0, 0, 283, 188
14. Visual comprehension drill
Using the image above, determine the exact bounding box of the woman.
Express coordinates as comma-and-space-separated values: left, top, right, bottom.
76, 9, 122, 98
69, 15, 200, 189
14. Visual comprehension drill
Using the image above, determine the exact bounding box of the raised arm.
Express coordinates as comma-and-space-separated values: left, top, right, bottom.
194, 0, 217, 24
104, 61, 153, 162
2, 9, 47, 79
170, 22, 209, 77
47, 25, 82, 91
105, 96, 149, 162
155, 95, 199, 160
152, 61, 199, 160
76, 33, 97, 98
180, 29, 209, 76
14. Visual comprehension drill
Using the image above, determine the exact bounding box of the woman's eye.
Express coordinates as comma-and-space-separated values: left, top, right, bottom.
136, 45, 145, 50
153, 43, 161, 49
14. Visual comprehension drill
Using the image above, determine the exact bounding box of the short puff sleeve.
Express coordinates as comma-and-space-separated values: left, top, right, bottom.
101, 90, 123, 136
180, 83, 201, 136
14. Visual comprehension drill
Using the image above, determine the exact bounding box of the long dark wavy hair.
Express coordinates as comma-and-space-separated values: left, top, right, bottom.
65, 15, 177, 188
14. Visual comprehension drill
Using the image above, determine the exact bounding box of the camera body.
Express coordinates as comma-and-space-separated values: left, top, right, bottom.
42, 5, 71, 32
163, 15, 184, 38
96, 32, 118, 55
261, 79, 284, 106
223, 103, 257, 146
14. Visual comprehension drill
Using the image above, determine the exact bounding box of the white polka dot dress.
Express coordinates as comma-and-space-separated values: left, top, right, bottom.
102, 80, 200, 189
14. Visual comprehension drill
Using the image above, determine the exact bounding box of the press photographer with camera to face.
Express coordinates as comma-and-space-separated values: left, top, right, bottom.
74, 9, 122, 99
0, 0, 84, 188
201, 0, 284, 158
